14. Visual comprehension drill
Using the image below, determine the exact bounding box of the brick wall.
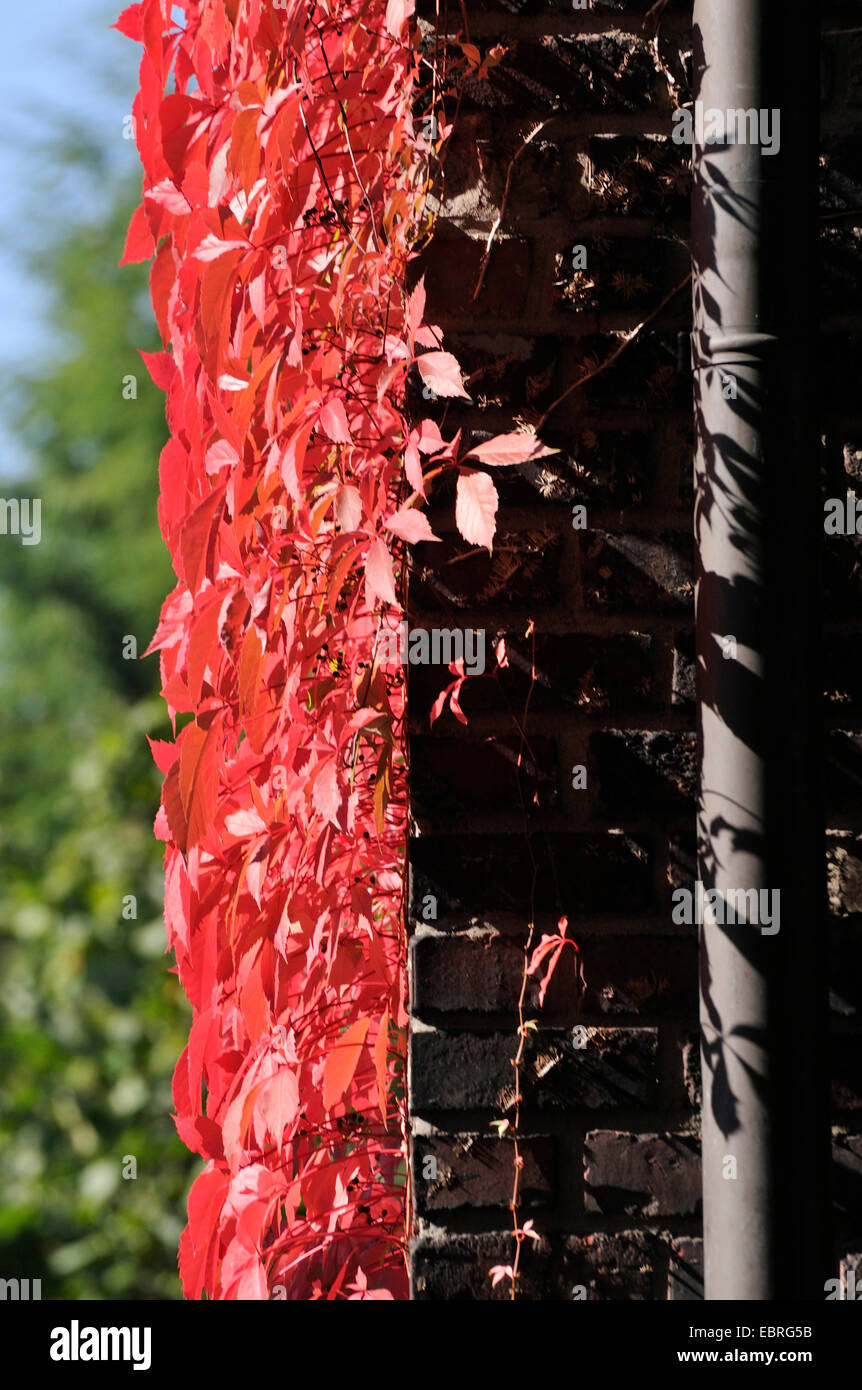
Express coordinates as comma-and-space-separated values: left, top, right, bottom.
406, 0, 862, 1299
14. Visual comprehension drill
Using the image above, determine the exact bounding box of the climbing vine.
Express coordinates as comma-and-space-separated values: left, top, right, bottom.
119, 0, 552, 1299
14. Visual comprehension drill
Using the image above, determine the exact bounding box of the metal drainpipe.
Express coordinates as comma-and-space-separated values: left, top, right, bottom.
691, 1, 830, 1299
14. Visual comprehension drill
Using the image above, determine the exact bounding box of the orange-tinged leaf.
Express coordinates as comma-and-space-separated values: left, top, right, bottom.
178, 717, 221, 851
180, 487, 224, 594
323, 1015, 371, 1112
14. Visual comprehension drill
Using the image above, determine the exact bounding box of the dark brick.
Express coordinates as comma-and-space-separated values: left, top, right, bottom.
668, 1237, 704, 1301
829, 933, 862, 1020
581, 530, 694, 612
825, 732, 862, 824
579, 935, 697, 1017
672, 629, 696, 706
820, 335, 862, 421
555, 233, 689, 316
411, 733, 559, 819
421, 333, 559, 415
827, 835, 862, 914
590, 729, 697, 817
565, 426, 654, 510
564, 1231, 656, 1300
411, 929, 536, 1015
456, 35, 671, 119
412, 1132, 555, 1212
421, 230, 531, 320
584, 1131, 701, 1216
822, 225, 862, 317
410, 1026, 659, 1111
409, 1230, 553, 1300
412, 928, 695, 1020
669, 831, 697, 893
557, 333, 689, 414
589, 135, 691, 219
410, 1228, 655, 1300
409, 526, 564, 612
821, 135, 862, 217
833, 1134, 862, 1226
409, 631, 656, 722
411, 1028, 513, 1111
681, 1033, 701, 1110
833, 1035, 862, 1113
824, 31, 862, 111
824, 632, 862, 712
409, 830, 653, 920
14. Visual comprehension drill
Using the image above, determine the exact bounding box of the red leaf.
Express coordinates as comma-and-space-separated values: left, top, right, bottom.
120, 204, 155, 265
464, 431, 558, 467
455, 470, 498, 548
365, 537, 398, 607
374, 1008, 389, 1124
311, 761, 342, 829
178, 717, 221, 852
180, 487, 224, 594
112, 3, 145, 41
417, 351, 470, 399
323, 1016, 371, 1112
140, 349, 175, 390
319, 397, 352, 443
384, 0, 415, 38
335, 485, 362, 532
254, 1069, 299, 1149
384, 506, 439, 544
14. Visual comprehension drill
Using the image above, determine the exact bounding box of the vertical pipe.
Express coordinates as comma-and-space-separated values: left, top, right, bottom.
692, 1, 830, 1299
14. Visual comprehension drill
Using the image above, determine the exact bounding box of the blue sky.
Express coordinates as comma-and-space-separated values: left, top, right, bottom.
0, 1, 143, 477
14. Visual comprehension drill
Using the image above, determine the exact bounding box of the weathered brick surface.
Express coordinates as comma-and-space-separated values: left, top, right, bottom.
410, 831, 653, 917
410, 1229, 658, 1300
584, 1131, 701, 1216
411, 1025, 659, 1111
408, 0, 862, 1298
412, 1132, 556, 1212
412, 926, 696, 1018
668, 1237, 704, 1301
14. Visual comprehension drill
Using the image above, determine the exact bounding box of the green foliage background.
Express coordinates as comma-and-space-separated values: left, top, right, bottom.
0, 172, 197, 1299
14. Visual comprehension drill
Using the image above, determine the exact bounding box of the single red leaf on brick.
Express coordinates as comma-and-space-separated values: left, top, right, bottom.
417, 351, 470, 399
455, 469, 498, 548
464, 431, 558, 467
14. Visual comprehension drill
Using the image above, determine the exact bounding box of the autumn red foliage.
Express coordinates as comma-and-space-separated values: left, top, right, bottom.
118, 0, 554, 1300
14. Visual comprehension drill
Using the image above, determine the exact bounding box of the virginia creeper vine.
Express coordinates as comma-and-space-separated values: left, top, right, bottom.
120, 0, 556, 1298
